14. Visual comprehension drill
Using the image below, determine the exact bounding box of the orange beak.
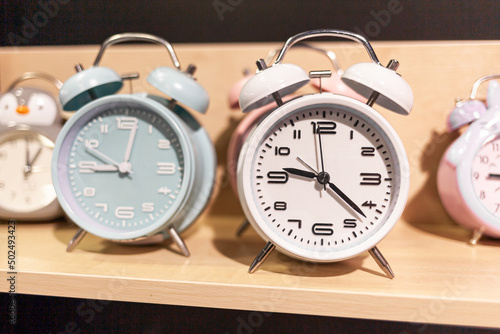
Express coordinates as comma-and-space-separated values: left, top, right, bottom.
16, 105, 29, 115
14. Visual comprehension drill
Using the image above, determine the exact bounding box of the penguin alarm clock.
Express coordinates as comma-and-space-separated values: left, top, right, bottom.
236, 29, 414, 277
0, 72, 64, 221
438, 75, 500, 245
52, 33, 216, 256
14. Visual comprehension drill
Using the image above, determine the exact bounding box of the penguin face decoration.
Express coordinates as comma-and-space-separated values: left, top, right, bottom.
0, 87, 59, 127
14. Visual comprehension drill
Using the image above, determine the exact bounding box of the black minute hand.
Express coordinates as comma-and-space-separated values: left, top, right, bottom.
327, 181, 366, 218
283, 168, 316, 179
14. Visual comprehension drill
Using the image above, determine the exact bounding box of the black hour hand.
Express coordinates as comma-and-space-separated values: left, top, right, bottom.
283, 168, 316, 179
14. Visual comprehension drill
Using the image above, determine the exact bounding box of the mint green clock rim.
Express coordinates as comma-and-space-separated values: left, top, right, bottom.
51, 94, 195, 241
153, 102, 217, 238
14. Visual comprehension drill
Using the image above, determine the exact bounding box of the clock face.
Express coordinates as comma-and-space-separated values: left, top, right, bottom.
53, 96, 194, 240
238, 94, 409, 261
0, 130, 56, 213
471, 135, 500, 218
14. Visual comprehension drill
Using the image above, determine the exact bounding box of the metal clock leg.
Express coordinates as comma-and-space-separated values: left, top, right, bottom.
235, 219, 250, 236
66, 228, 88, 252
368, 246, 395, 279
468, 227, 485, 245
248, 241, 276, 274
167, 224, 190, 257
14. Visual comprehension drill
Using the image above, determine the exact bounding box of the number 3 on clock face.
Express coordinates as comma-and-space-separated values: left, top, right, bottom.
237, 94, 410, 263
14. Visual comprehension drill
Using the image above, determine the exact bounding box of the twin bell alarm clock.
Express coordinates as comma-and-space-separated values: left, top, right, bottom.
52, 33, 216, 256
438, 75, 500, 245
0, 72, 64, 221
236, 29, 414, 277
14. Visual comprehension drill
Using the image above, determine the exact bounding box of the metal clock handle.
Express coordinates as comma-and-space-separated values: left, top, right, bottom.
273, 29, 381, 66
263, 43, 343, 75
469, 74, 500, 100
7, 72, 63, 91
92, 32, 182, 70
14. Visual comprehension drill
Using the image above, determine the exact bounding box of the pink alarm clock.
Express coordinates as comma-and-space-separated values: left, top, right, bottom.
437, 75, 500, 245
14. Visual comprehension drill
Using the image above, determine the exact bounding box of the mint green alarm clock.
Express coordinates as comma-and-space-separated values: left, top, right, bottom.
52, 33, 216, 256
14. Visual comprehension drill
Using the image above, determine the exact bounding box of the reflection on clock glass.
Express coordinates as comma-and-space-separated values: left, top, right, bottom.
0, 131, 55, 212
64, 106, 186, 232
471, 135, 500, 217
251, 106, 401, 253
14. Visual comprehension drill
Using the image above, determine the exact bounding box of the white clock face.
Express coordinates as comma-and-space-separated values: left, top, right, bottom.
239, 95, 409, 261
0, 130, 56, 213
471, 135, 500, 217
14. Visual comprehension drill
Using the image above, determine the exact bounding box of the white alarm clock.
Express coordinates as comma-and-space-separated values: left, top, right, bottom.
52, 33, 216, 256
0, 72, 64, 221
237, 29, 413, 277
438, 75, 500, 244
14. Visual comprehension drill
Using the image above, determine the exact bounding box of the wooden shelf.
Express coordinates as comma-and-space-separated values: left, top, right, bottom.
2, 40, 500, 328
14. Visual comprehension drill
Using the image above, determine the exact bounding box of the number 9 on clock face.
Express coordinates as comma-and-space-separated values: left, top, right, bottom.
237, 94, 409, 262
52, 95, 195, 240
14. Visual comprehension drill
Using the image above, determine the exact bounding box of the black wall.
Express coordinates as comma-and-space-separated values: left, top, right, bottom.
2, 0, 500, 46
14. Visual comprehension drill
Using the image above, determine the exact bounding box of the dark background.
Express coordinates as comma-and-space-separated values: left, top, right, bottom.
1, 0, 500, 46
2, 0, 500, 332
1, 294, 499, 334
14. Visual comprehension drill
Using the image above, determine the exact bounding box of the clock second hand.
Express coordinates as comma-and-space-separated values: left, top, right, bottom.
286, 158, 366, 218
